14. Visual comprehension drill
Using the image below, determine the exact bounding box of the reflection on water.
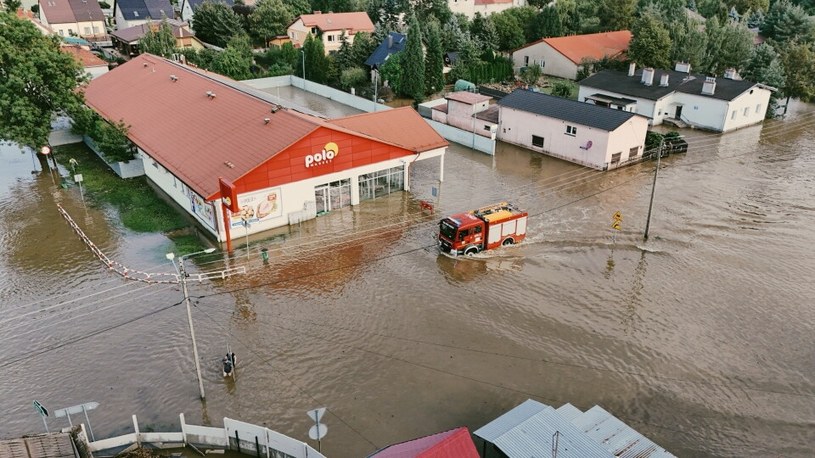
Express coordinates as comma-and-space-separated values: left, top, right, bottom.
2, 97, 815, 457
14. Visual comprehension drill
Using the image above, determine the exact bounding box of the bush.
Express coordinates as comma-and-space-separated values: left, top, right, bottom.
550, 81, 575, 99
340, 67, 368, 90
98, 0, 110, 8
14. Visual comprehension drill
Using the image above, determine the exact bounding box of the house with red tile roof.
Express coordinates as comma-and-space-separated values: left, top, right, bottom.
61, 44, 109, 79
83, 54, 447, 243
287, 11, 375, 54
448, 0, 525, 19
38, 0, 107, 44
511, 30, 632, 80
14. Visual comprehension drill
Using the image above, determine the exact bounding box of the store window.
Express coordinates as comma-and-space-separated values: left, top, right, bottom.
358, 165, 404, 202
315, 179, 351, 214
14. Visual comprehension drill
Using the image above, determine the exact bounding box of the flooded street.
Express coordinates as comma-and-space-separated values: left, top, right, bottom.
1, 95, 814, 457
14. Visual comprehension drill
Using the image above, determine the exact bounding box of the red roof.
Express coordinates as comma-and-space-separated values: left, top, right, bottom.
297, 12, 374, 33
517, 30, 632, 65
61, 45, 108, 67
329, 108, 448, 154
369, 427, 479, 458
83, 54, 446, 200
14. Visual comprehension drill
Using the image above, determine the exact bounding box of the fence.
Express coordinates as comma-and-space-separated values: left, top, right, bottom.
80, 414, 324, 458
426, 119, 496, 155
243, 75, 391, 113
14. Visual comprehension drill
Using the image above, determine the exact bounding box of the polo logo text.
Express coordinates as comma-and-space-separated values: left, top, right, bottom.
305, 142, 339, 168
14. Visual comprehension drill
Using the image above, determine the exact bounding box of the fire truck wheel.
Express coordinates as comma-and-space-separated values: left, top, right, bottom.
502, 238, 514, 246
464, 247, 478, 256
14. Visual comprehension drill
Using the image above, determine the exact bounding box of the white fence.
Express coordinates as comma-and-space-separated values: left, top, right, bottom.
81, 414, 324, 458
426, 119, 496, 155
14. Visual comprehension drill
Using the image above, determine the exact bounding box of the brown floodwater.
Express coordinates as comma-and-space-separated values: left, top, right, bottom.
1, 95, 814, 457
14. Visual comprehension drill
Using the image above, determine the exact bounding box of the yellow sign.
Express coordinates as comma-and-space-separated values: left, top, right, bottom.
612, 211, 622, 221
612, 221, 621, 230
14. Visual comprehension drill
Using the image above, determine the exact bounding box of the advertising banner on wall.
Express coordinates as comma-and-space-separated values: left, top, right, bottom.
230, 188, 282, 228
190, 191, 217, 230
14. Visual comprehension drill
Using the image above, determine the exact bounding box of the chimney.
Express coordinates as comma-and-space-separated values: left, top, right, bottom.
723, 68, 737, 80
659, 73, 669, 87
702, 77, 716, 95
387, 33, 393, 49
675, 62, 691, 73
628, 62, 636, 77
641, 67, 655, 86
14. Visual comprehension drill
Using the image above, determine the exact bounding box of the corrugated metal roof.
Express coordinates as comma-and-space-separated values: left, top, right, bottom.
497, 89, 637, 131
475, 400, 675, 458
0, 433, 76, 458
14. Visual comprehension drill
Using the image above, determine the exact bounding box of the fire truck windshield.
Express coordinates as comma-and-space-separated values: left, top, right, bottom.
439, 220, 457, 240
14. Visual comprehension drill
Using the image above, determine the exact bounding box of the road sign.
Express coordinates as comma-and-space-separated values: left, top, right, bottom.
612, 211, 622, 221
74, 174, 83, 183
612, 221, 622, 230
33, 400, 48, 417
306, 407, 326, 423
309, 424, 328, 440
54, 401, 99, 418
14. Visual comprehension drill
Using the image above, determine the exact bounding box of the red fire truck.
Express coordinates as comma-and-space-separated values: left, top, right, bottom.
438, 202, 529, 256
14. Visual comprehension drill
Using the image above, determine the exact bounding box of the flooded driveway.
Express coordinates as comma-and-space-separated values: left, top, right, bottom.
1, 92, 814, 457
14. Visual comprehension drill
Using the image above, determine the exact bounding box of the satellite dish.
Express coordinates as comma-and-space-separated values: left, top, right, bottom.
585, 140, 593, 149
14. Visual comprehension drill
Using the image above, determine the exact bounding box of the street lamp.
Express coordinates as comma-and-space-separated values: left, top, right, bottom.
301, 49, 306, 88
166, 247, 216, 400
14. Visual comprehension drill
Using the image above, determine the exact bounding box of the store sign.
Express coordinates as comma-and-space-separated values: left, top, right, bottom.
305, 142, 339, 168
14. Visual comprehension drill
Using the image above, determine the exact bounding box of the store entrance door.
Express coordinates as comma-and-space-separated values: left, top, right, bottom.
315, 184, 329, 214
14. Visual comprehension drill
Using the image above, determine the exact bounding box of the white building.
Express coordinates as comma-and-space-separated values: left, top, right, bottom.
511, 30, 632, 80
497, 89, 649, 170
431, 91, 497, 137
287, 12, 375, 55
578, 63, 775, 132
448, 0, 526, 19
83, 54, 448, 244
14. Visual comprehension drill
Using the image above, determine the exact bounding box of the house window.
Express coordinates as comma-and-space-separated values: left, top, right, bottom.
93, 25, 100, 33
565, 125, 577, 136
532, 135, 544, 147
84, 27, 91, 35
327, 35, 335, 42
731, 110, 737, 120
629, 146, 639, 157
611, 152, 622, 163
58, 29, 65, 36
483, 125, 491, 132
539, 59, 545, 68
524, 56, 529, 66
68, 28, 74, 36
743, 107, 750, 116
311, 27, 318, 34
756, 104, 762, 114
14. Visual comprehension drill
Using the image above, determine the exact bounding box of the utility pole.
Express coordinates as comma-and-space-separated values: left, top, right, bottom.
643, 137, 664, 240
167, 248, 216, 400
301, 50, 306, 89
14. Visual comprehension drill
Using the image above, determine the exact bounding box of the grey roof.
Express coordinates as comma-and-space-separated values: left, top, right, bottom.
498, 89, 637, 131
581, 69, 760, 102
365, 32, 406, 68
68, 0, 106, 22
475, 399, 676, 458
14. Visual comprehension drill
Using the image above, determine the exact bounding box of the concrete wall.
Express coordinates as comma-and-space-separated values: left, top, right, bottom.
427, 118, 495, 155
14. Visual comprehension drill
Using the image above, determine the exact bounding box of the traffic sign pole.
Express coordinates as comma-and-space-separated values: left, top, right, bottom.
33, 401, 49, 433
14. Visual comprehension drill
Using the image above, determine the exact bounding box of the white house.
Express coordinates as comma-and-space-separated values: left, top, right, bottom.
511, 30, 632, 80
497, 89, 649, 170
431, 91, 497, 137
38, 0, 107, 43
448, 0, 526, 19
287, 12, 375, 55
578, 63, 775, 132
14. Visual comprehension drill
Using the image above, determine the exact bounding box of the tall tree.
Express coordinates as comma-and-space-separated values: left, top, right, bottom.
732, 0, 769, 13
556, 0, 581, 35
742, 42, 785, 115
248, 0, 293, 46
284, 0, 310, 15
303, 33, 330, 84
761, 0, 814, 44
211, 34, 254, 79
470, 13, 498, 53
669, 16, 708, 72
779, 40, 815, 102
597, 0, 636, 31
628, 13, 672, 69
4, 0, 22, 13
351, 31, 377, 68
139, 19, 177, 57
0, 12, 85, 148
424, 20, 445, 95
402, 15, 425, 102
310, 0, 352, 13
536, 6, 563, 39
704, 17, 754, 73
490, 12, 525, 52
191, 0, 244, 48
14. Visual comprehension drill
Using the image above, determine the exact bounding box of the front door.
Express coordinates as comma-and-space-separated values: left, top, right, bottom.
675, 105, 683, 119
315, 184, 329, 214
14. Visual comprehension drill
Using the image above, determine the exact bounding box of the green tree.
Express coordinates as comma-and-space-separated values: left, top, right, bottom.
535, 6, 563, 39
628, 13, 672, 69
761, 0, 814, 44
670, 16, 708, 72
379, 52, 403, 95
556, 0, 581, 35
191, 0, 244, 48
470, 13, 498, 52
441, 14, 470, 52
716, 21, 755, 73
413, 0, 452, 24
351, 31, 376, 68
303, 34, 330, 83
283, 0, 310, 15
311, 0, 352, 13
491, 12, 526, 51
597, 0, 635, 31
519, 64, 542, 86
334, 31, 354, 71
249, 0, 293, 46
424, 20, 445, 95
402, 15, 425, 102
501, 6, 539, 44
779, 40, 815, 102
742, 42, 785, 116
732, 0, 769, 14
4, 0, 22, 12
94, 120, 136, 162
550, 80, 575, 99
0, 13, 85, 149
340, 67, 367, 89
211, 34, 254, 79
139, 19, 177, 57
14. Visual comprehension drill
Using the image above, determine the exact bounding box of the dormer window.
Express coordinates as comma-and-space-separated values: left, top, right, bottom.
134, 11, 139, 17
